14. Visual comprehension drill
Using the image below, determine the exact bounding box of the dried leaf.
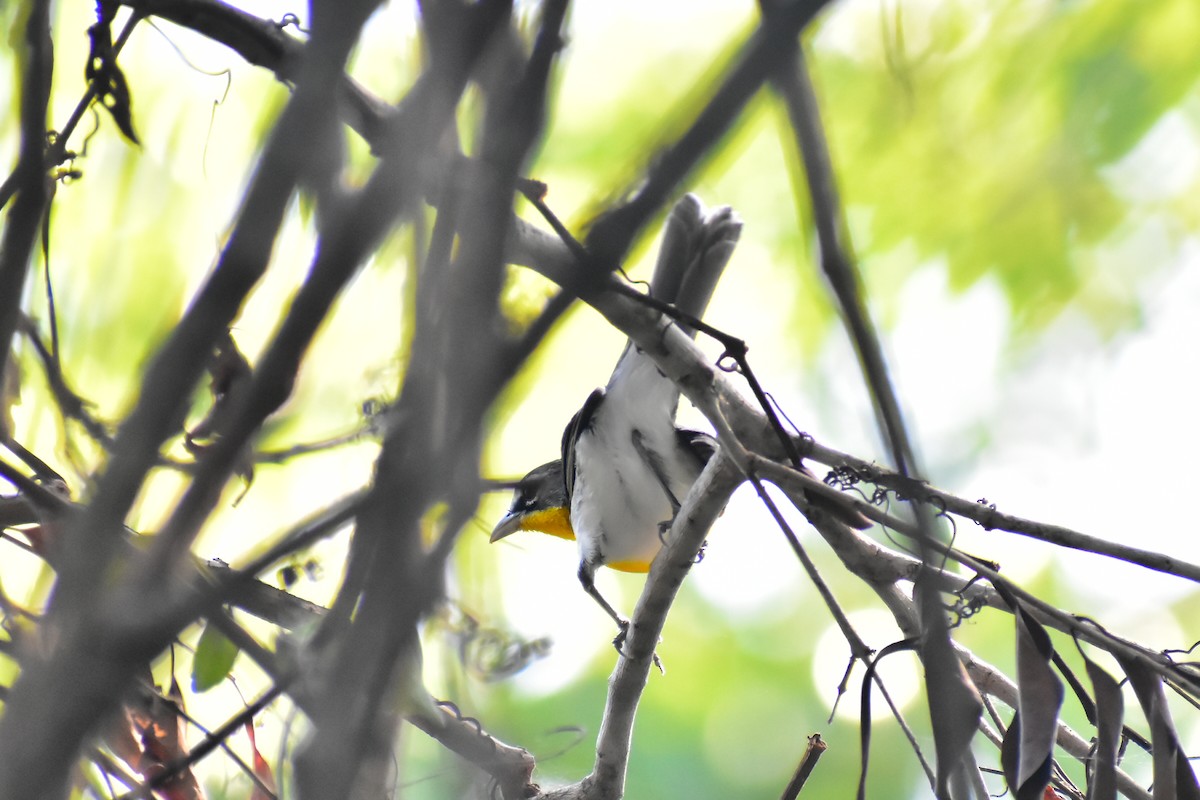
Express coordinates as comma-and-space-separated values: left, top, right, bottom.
207, 332, 253, 405
186, 332, 256, 500
1114, 654, 1200, 800
244, 720, 276, 800
1000, 605, 1063, 800
1081, 654, 1123, 800
917, 583, 984, 797
857, 639, 917, 800
127, 678, 202, 800
84, 10, 139, 145
188, 332, 252, 444
103, 705, 144, 772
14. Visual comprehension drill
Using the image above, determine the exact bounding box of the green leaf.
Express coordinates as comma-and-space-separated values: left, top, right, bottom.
810, 0, 1198, 334
192, 621, 239, 693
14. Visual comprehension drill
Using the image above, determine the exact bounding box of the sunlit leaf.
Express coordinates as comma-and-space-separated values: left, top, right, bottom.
812, 0, 1198, 333
192, 621, 239, 692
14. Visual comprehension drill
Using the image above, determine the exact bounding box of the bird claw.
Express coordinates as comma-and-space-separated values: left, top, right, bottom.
657, 518, 674, 546
612, 618, 631, 653
611, 619, 665, 674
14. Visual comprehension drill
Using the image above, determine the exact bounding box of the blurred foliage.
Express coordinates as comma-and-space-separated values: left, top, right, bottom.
811, 0, 1200, 333
530, 0, 1200, 353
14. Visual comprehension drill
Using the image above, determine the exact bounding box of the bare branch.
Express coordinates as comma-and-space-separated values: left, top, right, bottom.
585, 0, 837, 271
293, 2, 566, 794
706, 398, 872, 659
0, 0, 387, 792
0, 0, 53, 393
781, 733, 829, 800
798, 437, 1200, 585
539, 451, 742, 800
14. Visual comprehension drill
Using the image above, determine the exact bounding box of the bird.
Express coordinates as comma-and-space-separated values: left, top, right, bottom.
491, 195, 874, 648
491, 194, 740, 645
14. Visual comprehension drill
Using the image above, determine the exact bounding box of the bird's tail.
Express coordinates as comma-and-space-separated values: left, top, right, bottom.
604, 195, 740, 413
649, 194, 742, 336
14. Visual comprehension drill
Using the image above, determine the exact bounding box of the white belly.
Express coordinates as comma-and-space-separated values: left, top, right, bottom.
571, 354, 699, 569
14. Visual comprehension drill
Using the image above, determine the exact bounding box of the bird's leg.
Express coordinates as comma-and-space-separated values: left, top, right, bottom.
577, 561, 664, 672
631, 430, 682, 543
578, 561, 629, 647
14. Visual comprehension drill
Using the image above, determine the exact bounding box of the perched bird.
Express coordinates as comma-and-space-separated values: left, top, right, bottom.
491, 194, 739, 642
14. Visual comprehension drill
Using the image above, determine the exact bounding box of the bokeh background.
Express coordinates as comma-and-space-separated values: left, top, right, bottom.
1, 0, 1198, 797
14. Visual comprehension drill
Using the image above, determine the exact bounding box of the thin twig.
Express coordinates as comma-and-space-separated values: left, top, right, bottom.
759, 453, 1200, 698
868, 669, 937, 789
796, 436, 1200, 585
780, 733, 828, 800
116, 684, 285, 800
710, 403, 871, 658
585, 0, 837, 271
586, 452, 743, 800
253, 428, 370, 464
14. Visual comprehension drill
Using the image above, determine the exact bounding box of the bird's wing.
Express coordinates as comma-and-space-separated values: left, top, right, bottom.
675, 428, 718, 468
561, 388, 605, 503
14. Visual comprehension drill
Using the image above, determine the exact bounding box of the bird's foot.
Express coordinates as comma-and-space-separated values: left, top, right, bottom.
611, 617, 631, 653
657, 518, 674, 546
612, 619, 665, 674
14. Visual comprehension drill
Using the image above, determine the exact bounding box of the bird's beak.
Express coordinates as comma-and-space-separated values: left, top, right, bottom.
490, 513, 523, 543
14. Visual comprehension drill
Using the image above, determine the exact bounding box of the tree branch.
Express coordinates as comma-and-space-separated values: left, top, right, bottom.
802, 435, 1200, 585
538, 451, 743, 800
0, 0, 386, 792
292, 3, 563, 795
584, 0, 836, 271
0, 0, 53, 399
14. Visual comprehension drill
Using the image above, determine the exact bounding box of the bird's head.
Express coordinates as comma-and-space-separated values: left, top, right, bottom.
490, 460, 575, 543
